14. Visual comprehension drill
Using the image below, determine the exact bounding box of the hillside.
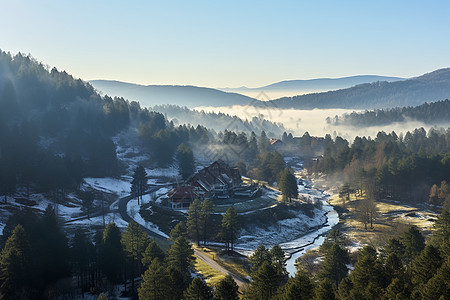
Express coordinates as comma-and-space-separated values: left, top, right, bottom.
330, 99, 450, 127
261, 68, 450, 109
220, 75, 404, 98
90, 80, 255, 108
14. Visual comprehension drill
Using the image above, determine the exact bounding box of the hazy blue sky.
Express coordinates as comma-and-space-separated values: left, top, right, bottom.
1, 0, 449, 87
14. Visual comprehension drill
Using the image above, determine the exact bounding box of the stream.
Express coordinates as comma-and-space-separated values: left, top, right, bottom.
281, 159, 339, 277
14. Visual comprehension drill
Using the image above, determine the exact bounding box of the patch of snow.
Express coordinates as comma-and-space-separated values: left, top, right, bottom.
68, 212, 129, 228
127, 199, 169, 238
145, 166, 179, 178
83, 177, 131, 198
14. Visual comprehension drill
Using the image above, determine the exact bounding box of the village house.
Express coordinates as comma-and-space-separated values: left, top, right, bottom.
168, 160, 242, 209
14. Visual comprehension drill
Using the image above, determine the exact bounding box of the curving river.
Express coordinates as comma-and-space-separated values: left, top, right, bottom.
281, 159, 339, 277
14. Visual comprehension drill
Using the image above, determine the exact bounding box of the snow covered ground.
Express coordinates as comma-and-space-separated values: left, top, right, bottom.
83, 177, 131, 198
127, 196, 169, 238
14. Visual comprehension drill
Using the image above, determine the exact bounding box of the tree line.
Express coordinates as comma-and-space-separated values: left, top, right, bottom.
328, 99, 450, 127
308, 128, 450, 204
240, 211, 449, 299
0, 206, 242, 299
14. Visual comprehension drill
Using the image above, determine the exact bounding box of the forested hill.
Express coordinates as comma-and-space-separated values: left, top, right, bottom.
0, 51, 214, 194
90, 80, 256, 108
152, 104, 287, 137
260, 68, 450, 110
330, 99, 450, 127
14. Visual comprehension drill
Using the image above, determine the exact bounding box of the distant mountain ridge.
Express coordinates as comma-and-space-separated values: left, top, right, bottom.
220, 75, 404, 98
90, 80, 255, 108
260, 68, 450, 109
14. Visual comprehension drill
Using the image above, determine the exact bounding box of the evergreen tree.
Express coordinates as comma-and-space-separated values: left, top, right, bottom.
277, 268, 314, 300
187, 199, 203, 246
402, 226, 425, 263
270, 245, 287, 278
349, 246, 386, 299
131, 165, 147, 205
278, 168, 298, 203
167, 236, 195, 281
138, 258, 171, 300
411, 244, 442, 286
384, 253, 405, 283
71, 228, 95, 293
320, 228, 346, 252
122, 221, 151, 289
314, 279, 336, 300
177, 143, 195, 180
201, 198, 215, 246
100, 222, 123, 284
381, 238, 406, 262
214, 275, 239, 300
249, 245, 271, 274
0, 163, 16, 204
421, 259, 450, 300
184, 277, 213, 300
0, 225, 33, 299
37, 205, 71, 286
167, 266, 187, 300
431, 210, 450, 247
219, 207, 239, 255
169, 221, 188, 241
246, 261, 280, 300
142, 240, 165, 268
319, 243, 350, 288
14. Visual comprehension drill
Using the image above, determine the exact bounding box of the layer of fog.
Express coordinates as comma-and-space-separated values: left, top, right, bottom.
218, 88, 328, 99
195, 105, 449, 141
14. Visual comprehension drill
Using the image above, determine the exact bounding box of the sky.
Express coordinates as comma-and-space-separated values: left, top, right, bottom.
1, 0, 449, 88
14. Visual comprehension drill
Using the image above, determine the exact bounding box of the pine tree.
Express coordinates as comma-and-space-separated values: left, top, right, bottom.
421, 259, 450, 300
71, 228, 94, 292
349, 246, 386, 298
177, 143, 195, 180
319, 243, 350, 288
314, 279, 336, 300
201, 198, 215, 246
246, 261, 280, 300
279, 168, 298, 203
0, 162, 16, 204
37, 205, 71, 286
187, 199, 203, 246
138, 258, 171, 300
402, 226, 425, 263
411, 244, 442, 286
184, 277, 213, 300
270, 245, 287, 278
142, 241, 165, 268
249, 245, 271, 274
121, 221, 151, 289
131, 165, 147, 205
219, 207, 239, 255
167, 266, 187, 300
278, 268, 314, 300
167, 236, 195, 281
431, 210, 450, 247
100, 222, 123, 284
169, 221, 188, 241
214, 275, 239, 300
381, 238, 406, 262
0, 225, 32, 299
384, 253, 404, 283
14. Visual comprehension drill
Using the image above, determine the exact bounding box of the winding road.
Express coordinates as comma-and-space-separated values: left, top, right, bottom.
117, 186, 248, 287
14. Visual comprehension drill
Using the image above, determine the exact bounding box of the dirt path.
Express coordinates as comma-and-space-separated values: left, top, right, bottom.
193, 249, 248, 288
